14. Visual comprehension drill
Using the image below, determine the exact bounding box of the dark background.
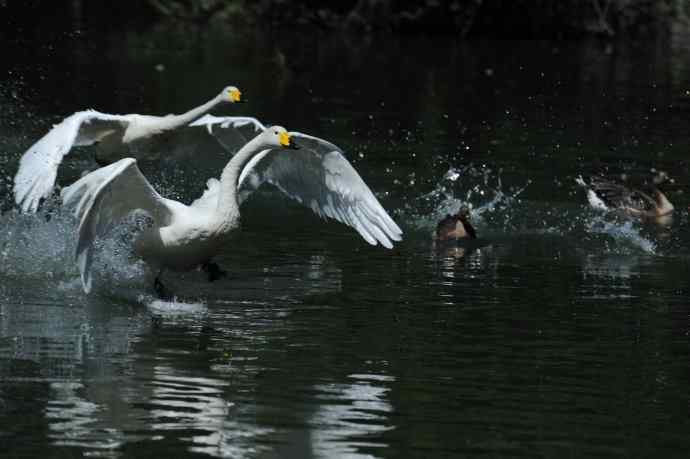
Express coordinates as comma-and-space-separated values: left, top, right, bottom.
2, 0, 688, 38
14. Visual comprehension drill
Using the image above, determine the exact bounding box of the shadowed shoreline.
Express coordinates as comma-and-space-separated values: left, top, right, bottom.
2, 0, 689, 38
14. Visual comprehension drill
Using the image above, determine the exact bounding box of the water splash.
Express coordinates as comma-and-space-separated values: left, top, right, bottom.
402, 165, 658, 256
404, 164, 530, 233
583, 213, 656, 254
0, 207, 148, 295
0, 208, 77, 280
145, 297, 208, 316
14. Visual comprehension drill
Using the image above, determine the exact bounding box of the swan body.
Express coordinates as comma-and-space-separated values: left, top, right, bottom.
61, 126, 402, 293
14, 86, 243, 212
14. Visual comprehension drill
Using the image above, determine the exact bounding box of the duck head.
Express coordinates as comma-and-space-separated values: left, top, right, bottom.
435, 206, 477, 241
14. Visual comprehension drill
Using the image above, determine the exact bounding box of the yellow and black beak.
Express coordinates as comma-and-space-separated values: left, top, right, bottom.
229, 89, 244, 103
279, 132, 300, 150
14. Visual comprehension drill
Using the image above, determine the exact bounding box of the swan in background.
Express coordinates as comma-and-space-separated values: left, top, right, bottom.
61, 127, 402, 295
575, 173, 674, 224
14, 86, 244, 213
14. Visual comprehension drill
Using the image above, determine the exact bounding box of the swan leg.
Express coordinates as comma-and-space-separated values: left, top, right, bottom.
201, 262, 227, 282
151, 315, 163, 329
154, 273, 173, 300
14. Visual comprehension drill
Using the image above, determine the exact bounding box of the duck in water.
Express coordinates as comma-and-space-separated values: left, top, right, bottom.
435, 207, 477, 241
575, 172, 674, 225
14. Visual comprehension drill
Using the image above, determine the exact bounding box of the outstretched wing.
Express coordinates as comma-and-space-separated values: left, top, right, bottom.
189, 115, 265, 153
238, 132, 402, 248
576, 176, 655, 212
14, 110, 129, 212
61, 158, 172, 293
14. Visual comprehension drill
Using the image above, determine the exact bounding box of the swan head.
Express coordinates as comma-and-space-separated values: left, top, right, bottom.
261, 126, 300, 150
221, 86, 243, 103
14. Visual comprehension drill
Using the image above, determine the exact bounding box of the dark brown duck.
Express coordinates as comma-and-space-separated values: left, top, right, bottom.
435, 208, 477, 241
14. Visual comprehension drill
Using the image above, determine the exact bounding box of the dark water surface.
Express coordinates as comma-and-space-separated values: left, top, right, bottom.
1, 23, 690, 458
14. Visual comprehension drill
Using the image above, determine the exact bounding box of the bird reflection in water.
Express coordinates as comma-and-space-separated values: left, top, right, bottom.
310, 373, 394, 457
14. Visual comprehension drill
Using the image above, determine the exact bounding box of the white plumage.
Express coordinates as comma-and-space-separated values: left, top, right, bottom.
192, 119, 403, 248
14, 86, 243, 213
61, 126, 402, 294
237, 131, 402, 248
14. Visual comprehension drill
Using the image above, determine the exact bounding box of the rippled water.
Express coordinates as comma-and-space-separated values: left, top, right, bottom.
1, 22, 690, 458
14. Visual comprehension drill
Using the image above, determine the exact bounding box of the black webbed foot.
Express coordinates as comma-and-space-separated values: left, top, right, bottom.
201, 262, 227, 282
154, 276, 173, 300
151, 315, 163, 329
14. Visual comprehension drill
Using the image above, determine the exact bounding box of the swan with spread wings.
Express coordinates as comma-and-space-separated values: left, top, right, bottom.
14, 86, 244, 213
61, 125, 402, 296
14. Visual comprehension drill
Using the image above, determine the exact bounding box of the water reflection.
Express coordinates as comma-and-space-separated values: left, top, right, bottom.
46, 382, 123, 453
435, 244, 494, 282
147, 368, 232, 454
0, 304, 89, 379
0, 300, 145, 455
0, 239, 350, 457
579, 254, 641, 299
310, 374, 394, 458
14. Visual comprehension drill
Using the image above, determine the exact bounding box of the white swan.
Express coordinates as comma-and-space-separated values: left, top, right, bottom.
14, 86, 244, 213
61, 126, 402, 294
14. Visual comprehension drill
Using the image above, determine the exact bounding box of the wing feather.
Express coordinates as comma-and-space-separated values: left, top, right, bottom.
237, 132, 402, 248
61, 158, 172, 292
576, 176, 656, 213
189, 115, 265, 153
14, 110, 129, 212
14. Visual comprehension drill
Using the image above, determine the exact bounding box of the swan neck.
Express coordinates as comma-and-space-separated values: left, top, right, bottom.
163, 95, 222, 129
216, 136, 265, 219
